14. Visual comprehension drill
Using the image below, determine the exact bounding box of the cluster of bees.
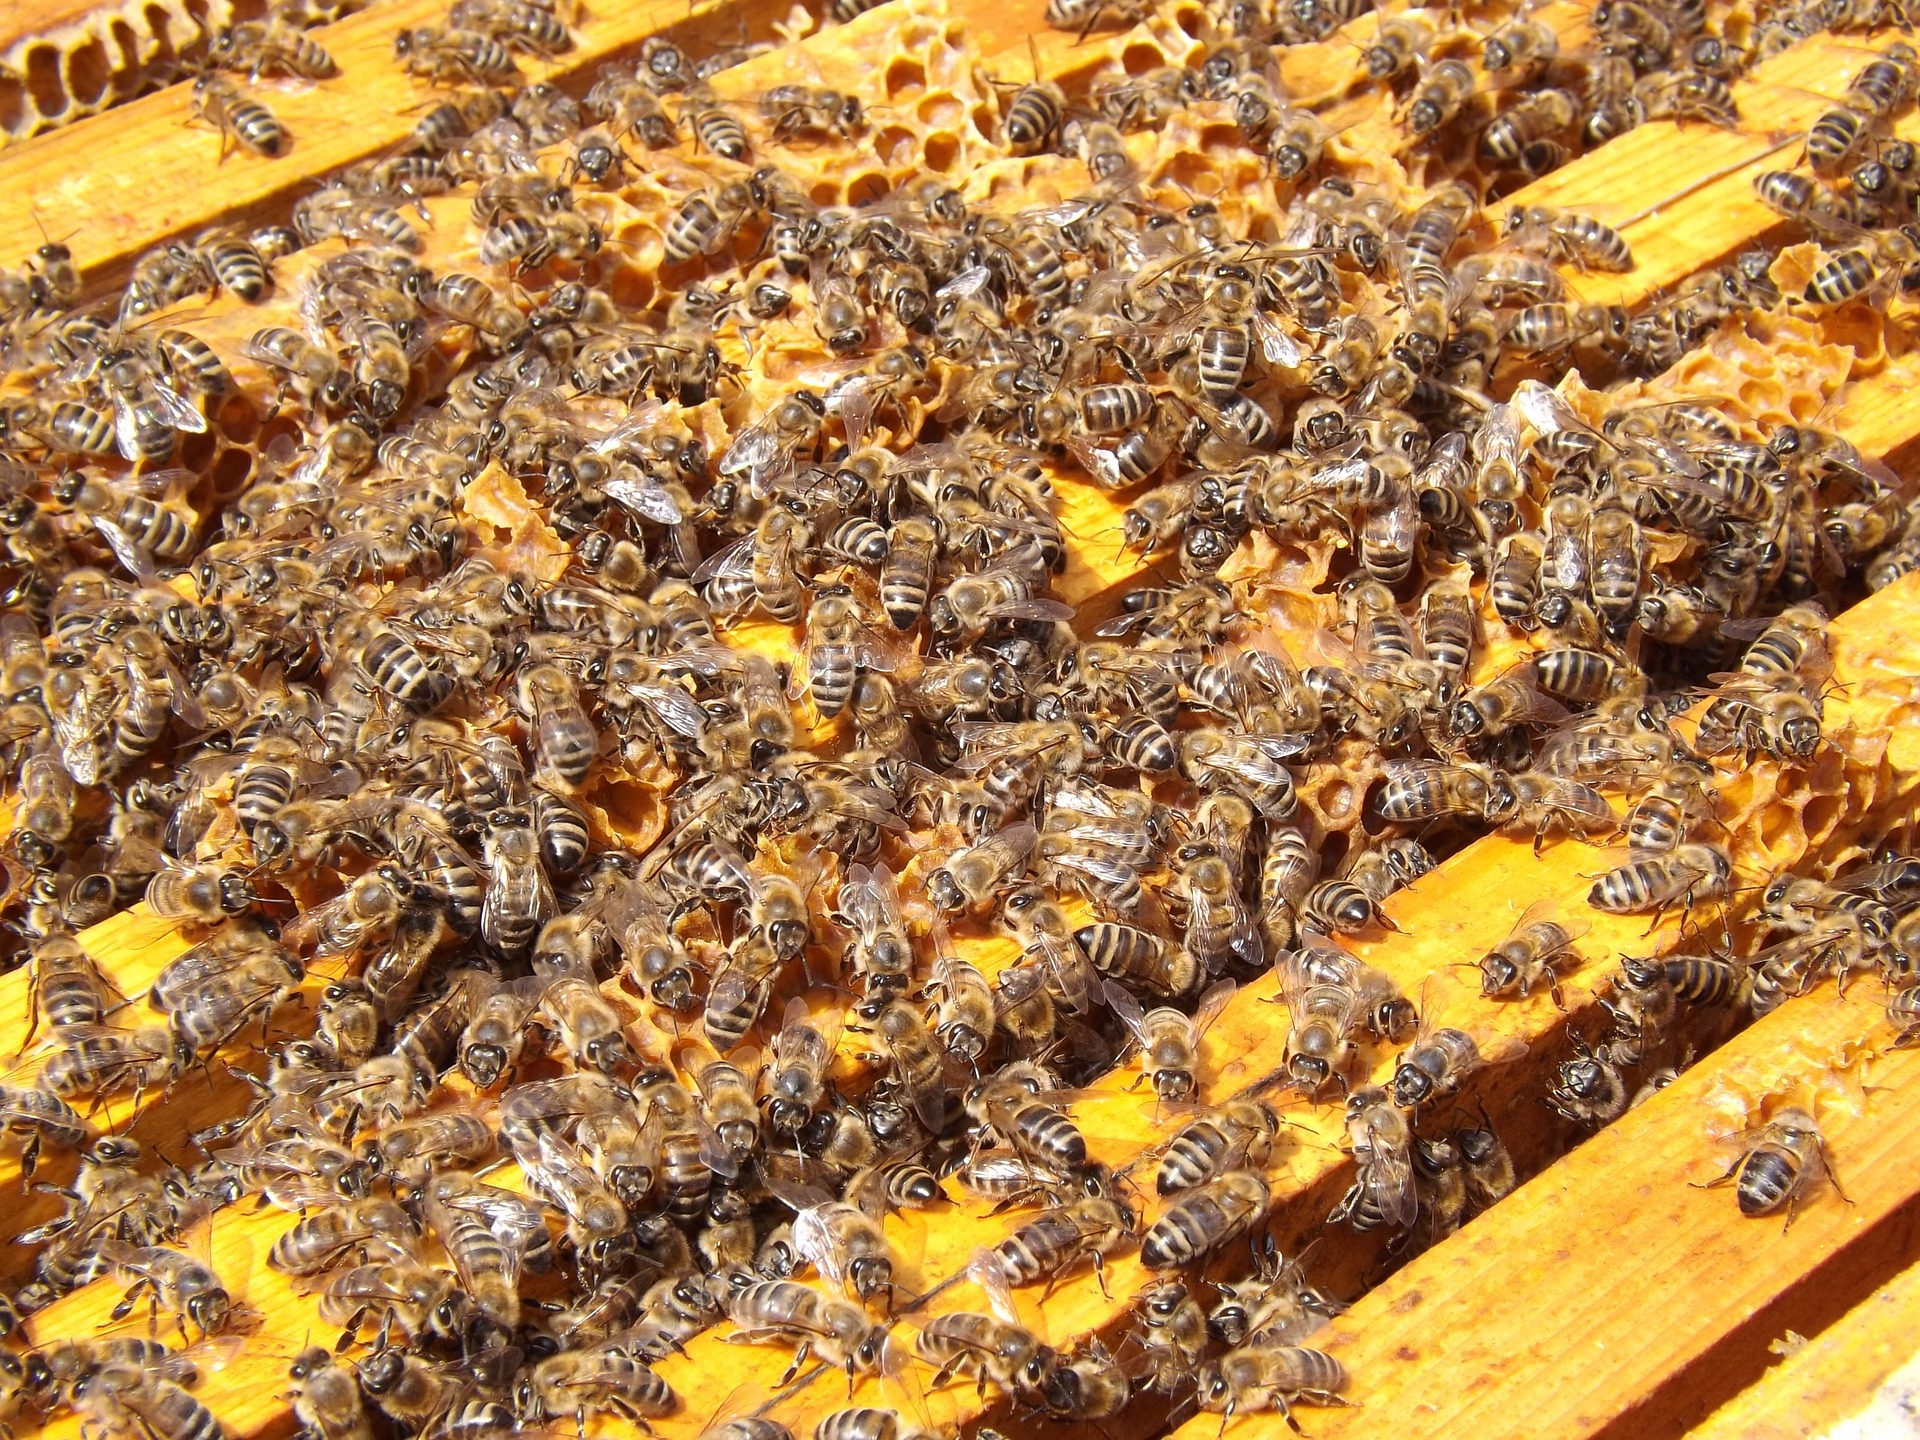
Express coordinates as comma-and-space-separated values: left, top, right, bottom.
0, 0, 1915, 1433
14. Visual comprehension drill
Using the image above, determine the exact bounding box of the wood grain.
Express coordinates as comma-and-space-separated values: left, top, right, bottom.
0, 0, 778, 294
1507, 33, 1920, 310
1687, 1257, 1920, 1440
1172, 963, 1920, 1440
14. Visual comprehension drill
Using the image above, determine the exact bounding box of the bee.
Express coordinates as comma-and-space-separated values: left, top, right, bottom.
104, 1242, 232, 1341
144, 860, 258, 925
64, 1360, 221, 1440
209, 18, 336, 79
1588, 843, 1733, 916
287, 1349, 371, 1440
1157, 1096, 1283, 1194
929, 822, 1036, 913
518, 1340, 678, 1432
394, 24, 518, 83
1546, 1031, 1632, 1125
1106, 977, 1237, 1102
1197, 1342, 1348, 1427
726, 1280, 887, 1383
761, 85, 863, 139
664, 180, 759, 264
914, 1310, 1057, 1400
25, 931, 118, 1039
189, 75, 284, 157
0, 1083, 89, 1180
966, 1064, 1087, 1172
42, 1025, 192, 1101
242, 325, 350, 409
1506, 204, 1634, 272
1363, 14, 1433, 77
929, 919, 996, 1063
1403, 58, 1476, 136
1476, 901, 1585, 1007
1697, 1107, 1845, 1229
1483, 14, 1559, 72
779, 1195, 895, 1309
268, 1196, 416, 1275
766, 998, 844, 1137
1481, 90, 1576, 171
1450, 662, 1568, 739
1134, 1280, 1210, 1392
1038, 1340, 1131, 1420
852, 998, 948, 1133
1140, 1168, 1270, 1268
1807, 46, 1919, 175
1276, 945, 1374, 1095
1391, 1009, 1527, 1109
1003, 80, 1066, 153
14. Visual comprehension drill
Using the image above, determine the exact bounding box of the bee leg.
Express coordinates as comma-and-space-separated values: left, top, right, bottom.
777, 1340, 812, 1387
1823, 1144, 1853, 1206
1691, 1159, 1741, 1191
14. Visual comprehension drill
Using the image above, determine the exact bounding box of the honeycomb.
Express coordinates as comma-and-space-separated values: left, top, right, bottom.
0, 0, 362, 138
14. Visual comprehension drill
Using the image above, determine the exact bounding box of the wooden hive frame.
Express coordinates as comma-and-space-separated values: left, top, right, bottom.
4, 0, 1920, 1437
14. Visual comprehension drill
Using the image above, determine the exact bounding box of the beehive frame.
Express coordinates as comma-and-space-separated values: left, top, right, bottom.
3, 0, 1920, 1436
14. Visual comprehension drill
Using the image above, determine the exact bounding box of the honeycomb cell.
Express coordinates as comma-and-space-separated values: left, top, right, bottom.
66, 36, 112, 106
25, 42, 64, 118
917, 92, 962, 127
1122, 41, 1168, 73
0, 70, 25, 133
921, 130, 958, 172
885, 56, 927, 97
876, 124, 918, 165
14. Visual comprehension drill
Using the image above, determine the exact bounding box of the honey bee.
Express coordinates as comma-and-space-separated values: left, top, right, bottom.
287, 1348, 372, 1440
966, 1064, 1087, 1173
1003, 79, 1067, 152
1403, 58, 1476, 136
851, 998, 948, 1133
1697, 1107, 1846, 1229
766, 998, 844, 1137
189, 75, 284, 157
928, 823, 1036, 914
1105, 977, 1237, 1102
1140, 1168, 1270, 1268
1589, 843, 1733, 917
1133, 1280, 1210, 1392
1391, 1004, 1528, 1110
268, 1196, 416, 1275
1157, 1095, 1283, 1194
726, 1279, 887, 1383
518, 1340, 678, 1432
915, 1308, 1058, 1400
1506, 204, 1634, 271
1476, 901, 1586, 1007
104, 1242, 232, 1341
1196, 1341, 1347, 1426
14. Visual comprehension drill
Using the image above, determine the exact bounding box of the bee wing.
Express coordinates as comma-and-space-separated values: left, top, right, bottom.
1250, 308, 1304, 367
1508, 378, 1593, 440
144, 376, 209, 433
1368, 1136, 1420, 1229
1103, 978, 1153, 1049
1473, 1031, 1530, 1067
88, 515, 158, 579
789, 1205, 854, 1292
1191, 977, 1239, 1040
966, 1245, 1023, 1324
600, 471, 685, 525
1187, 881, 1263, 974
935, 264, 995, 300
441, 1181, 553, 1258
